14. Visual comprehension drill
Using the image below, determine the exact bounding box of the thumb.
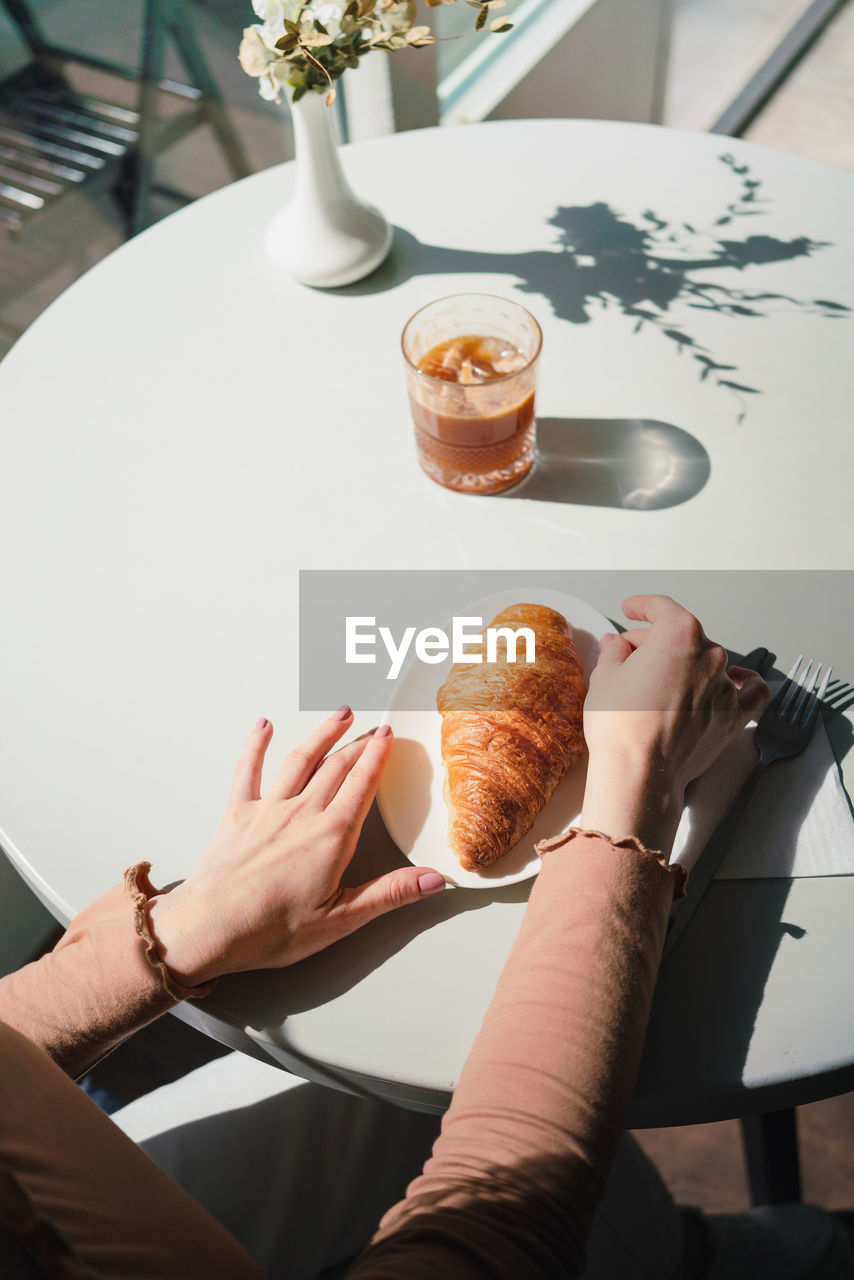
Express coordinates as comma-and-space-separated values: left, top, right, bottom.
729, 667, 771, 722
333, 866, 446, 933
593, 632, 634, 673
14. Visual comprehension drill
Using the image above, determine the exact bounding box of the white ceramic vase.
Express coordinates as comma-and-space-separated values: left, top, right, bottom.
265, 87, 392, 288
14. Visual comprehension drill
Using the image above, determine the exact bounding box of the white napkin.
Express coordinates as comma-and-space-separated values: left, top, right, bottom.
670, 718, 854, 880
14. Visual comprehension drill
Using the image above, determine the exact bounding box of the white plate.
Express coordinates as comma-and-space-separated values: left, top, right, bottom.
377, 588, 613, 889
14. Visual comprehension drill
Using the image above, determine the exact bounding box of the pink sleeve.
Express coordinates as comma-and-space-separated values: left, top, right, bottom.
348, 830, 682, 1279
0, 863, 214, 1079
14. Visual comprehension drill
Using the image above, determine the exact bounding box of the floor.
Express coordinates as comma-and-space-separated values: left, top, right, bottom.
667, 0, 854, 173
2, 0, 854, 1234
78, 998, 854, 1219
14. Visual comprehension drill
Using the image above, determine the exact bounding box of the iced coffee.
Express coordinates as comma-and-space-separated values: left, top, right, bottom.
402, 296, 542, 495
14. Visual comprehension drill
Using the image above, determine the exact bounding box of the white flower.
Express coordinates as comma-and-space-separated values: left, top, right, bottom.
239, 26, 276, 76
251, 0, 303, 43
376, 0, 416, 36
308, 2, 345, 37
238, 0, 471, 104
252, 0, 300, 26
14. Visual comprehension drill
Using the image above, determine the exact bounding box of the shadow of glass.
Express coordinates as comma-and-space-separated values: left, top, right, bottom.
505, 417, 710, 509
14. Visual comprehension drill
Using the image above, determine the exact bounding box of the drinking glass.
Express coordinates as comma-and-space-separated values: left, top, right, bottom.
401, 294, 542, 495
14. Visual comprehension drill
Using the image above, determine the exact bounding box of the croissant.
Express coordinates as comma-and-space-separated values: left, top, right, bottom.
437, 604, 586, 871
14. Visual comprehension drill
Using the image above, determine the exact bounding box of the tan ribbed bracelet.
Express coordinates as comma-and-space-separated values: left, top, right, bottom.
125, 862, 218, 1001
535, 827, 688, 899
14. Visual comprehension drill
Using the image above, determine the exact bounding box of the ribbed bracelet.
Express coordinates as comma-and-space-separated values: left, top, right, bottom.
535, 827, 688, 899
124, 863, 218, 1001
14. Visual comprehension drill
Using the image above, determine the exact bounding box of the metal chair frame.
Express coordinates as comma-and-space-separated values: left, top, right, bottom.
0, 0, 250, 237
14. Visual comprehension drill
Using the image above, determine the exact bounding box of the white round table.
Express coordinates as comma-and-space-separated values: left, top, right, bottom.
1, 120, 853, 1125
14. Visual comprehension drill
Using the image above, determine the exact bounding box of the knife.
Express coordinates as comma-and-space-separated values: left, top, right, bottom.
660, 646, 776, 963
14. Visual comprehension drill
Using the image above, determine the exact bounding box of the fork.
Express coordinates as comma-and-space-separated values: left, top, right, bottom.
753, 656, 833, 771
662, 656, 833, 962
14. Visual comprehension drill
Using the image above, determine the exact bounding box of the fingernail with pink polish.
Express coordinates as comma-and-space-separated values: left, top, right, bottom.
375, 723, 392, 738
600, 633, 617, 646
255, 717, 269, 731
418, 872, 445, 896
331, 704, 352, 721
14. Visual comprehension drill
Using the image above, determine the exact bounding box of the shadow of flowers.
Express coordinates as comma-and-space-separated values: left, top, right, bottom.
538, 155, 849, 420
342, 154, 850, 422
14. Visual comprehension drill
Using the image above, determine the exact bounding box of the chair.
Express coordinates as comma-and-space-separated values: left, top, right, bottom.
0, 0, 251, 238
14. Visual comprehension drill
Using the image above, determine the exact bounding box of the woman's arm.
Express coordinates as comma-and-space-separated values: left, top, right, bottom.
351, 831, 677, 1280
0, 863, 210, 1080
0, 709, 445, 1078
349, 596, 769, 1279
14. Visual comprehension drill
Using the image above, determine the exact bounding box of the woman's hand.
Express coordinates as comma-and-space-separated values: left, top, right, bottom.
146, 709, 445, 987
581, 595, 770, 854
